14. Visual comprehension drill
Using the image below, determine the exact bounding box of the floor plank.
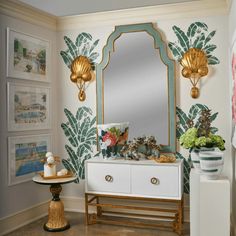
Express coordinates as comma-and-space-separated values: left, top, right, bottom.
5, 212, 190, 236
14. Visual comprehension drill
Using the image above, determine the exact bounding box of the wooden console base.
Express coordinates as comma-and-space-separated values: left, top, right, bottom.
85, 193, 183, 235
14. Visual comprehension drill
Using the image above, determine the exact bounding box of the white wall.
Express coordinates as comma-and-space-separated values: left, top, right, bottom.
57, 14, 231, 198
0, 13, 58, 218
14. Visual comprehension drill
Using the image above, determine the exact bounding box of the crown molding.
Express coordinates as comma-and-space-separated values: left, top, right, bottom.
0, 0, 228, 31
57, 0, 228, 31
0, 0, 57, 30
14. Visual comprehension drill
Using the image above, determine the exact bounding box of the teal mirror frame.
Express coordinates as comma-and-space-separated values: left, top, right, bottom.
96, 23, 176, 153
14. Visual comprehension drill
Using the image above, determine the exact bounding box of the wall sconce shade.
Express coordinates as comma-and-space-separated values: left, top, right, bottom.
70, 56, 93, 101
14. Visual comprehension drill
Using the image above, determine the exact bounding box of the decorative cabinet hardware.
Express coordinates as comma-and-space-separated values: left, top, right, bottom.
150, 177, 159, 185
105, 175, 113, 182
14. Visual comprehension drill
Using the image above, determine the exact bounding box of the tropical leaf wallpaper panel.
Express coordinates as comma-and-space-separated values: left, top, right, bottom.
61, 106, 98, 183
60, 32, 100, 70
168, 21, 220, 65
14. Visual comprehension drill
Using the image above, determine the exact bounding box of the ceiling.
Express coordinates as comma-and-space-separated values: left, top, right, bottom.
18, 0, 198, 17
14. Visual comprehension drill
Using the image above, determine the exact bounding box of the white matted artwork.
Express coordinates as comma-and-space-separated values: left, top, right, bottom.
7, 83, 50, 131
8, 134, 52, 185
7, 28, 50, 82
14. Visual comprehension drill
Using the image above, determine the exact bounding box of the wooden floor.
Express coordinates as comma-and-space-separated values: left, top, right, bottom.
5, 212, 190, 236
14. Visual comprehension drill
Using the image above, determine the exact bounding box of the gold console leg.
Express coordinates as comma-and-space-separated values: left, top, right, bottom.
44, 184, 70, 232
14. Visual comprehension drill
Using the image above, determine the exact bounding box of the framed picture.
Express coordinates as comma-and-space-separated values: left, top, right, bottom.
7, 28, 50, 82
7, 82, 51, 131
232, 35, 236, 123
8, 134, 52, 185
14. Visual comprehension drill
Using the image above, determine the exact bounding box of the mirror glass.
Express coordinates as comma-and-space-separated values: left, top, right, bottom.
96, 23, 176, 153
103, 32, 168, 143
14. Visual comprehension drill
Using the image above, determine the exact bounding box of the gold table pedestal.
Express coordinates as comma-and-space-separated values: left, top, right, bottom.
44, 184, 70, 232
32, 175, 77, 232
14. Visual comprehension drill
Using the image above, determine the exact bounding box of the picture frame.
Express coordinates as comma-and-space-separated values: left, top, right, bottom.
6, 28, 50, 82
8, 134, 52, 185
7, 82, 51, 131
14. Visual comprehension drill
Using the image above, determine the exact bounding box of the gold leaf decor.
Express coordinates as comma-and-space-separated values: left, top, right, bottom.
180, 48, 208, 99
70, 56, 92, 83
180, 48, 208, 78
70, 56, 92, 101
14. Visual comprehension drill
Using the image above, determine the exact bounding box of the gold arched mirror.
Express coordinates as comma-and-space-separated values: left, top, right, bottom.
97, 23, 176, 153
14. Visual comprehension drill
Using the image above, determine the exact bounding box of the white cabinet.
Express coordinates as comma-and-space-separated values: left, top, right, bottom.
85, 157, 184, 235
85, 158, 183, 199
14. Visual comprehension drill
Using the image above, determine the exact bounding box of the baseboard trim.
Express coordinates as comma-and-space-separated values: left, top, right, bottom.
62, 196, 85, 213
231, 214, 236, 236
0, 200, 49, 236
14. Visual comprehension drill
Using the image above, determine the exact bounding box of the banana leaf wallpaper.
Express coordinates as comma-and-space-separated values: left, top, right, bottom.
61, 106, 98, 183
60, 32, 100, 183
60, 32, 100, 70
168, 21, 220, 65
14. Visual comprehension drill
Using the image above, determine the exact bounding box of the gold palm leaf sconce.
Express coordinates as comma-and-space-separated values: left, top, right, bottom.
60, 33, 100, 101
180, 48, 208, 98
168, 22, 220, 99
70, 56, 93, 101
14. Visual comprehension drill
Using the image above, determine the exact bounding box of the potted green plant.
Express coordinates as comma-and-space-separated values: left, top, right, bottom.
179, 109, 225, 178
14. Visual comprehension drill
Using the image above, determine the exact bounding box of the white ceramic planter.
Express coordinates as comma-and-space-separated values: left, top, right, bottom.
199, 151, 224, 180
190, 149, 201, 172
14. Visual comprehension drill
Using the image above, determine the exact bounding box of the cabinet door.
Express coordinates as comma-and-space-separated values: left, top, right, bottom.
87, 163, 130, 194
131, 165, 180, 198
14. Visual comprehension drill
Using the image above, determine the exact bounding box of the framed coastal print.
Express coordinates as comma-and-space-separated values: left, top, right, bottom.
7, 28, 50, 82
7, 83, 50, 131
8, 134, 51, 185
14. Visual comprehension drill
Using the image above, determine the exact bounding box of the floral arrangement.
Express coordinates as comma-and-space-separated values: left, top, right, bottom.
179, 127, 225, 150
179, 109, 225, 151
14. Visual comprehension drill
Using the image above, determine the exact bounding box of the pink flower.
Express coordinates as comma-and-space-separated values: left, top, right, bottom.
232, 53, 236, 123
102, 132, 117, 146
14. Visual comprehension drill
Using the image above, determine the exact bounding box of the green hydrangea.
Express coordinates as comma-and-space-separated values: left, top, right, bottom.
209, 134, 225, 150
195, 136, 212, 148
180, 128, 225, 151
179, 127, 198, 149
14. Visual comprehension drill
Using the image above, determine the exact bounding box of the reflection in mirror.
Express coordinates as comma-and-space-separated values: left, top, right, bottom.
104, 32, 168, 144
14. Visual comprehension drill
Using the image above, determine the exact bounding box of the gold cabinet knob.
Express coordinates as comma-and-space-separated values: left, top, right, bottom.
105, 175, 113, 182
150, 177, 159, 185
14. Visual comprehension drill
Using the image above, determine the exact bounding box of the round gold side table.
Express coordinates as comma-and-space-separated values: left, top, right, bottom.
33, 174, 77, 232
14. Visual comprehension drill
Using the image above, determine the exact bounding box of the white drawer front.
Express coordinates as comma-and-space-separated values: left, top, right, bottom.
131, 165, 180, 198
87, 163, 130, 193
